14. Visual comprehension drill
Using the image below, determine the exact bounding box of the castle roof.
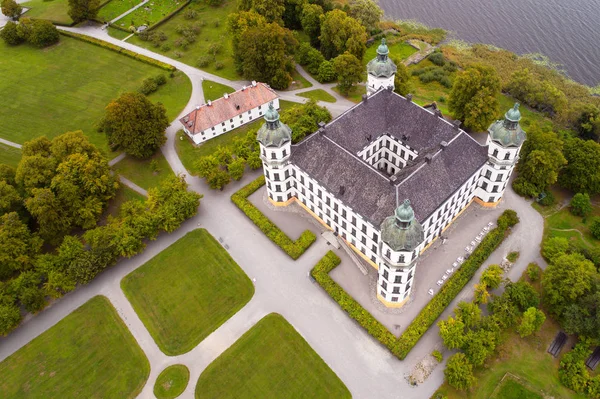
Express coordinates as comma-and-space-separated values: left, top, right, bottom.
291, 89, 489, 225
180, 82, 278, 135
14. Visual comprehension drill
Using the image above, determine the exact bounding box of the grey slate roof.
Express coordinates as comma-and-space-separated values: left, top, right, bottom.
291, 90, 490, 226
325, 89, 458, 154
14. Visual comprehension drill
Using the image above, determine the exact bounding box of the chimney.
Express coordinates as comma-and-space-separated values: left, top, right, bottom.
318, 121, 326, 128
434, 109, 442, 117
425, 154, 433, 163
362, 94, 368, 102
339, 186, 346, 196
195, 105, 200, 110
241, 85, 246, 91
251, 80, 257, 87
224, 93, 229, 99
440, 141, 448, 149
207, 100, 212, 106
406, 93, 413, 102
453, 120, 462, 130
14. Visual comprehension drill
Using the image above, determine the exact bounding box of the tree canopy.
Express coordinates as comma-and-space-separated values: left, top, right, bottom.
1, 0, 22, 20
445, 353, 476, 391
346, 0, 383, 32
68, 0, 100, 23
559, 137, 600, 194
319, 9, 367, 60
333, 52, 363, 95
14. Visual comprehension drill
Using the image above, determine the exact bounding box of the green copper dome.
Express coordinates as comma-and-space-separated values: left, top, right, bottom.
381, 199, 424, 253
488, 103, 527, 147
367, 38, 397, 78
256, 102, 292, 147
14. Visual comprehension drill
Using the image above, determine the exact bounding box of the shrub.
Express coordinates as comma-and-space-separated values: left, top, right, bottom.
197, 55, 212, 67
18, 19, 60, 48
160, 43, 171, 52
432, 349, 443, 362
311, 209, 517, 359
139, 78, 158, 95
0, 21, 23, 45
183, 8, 197, 19
231, 176, 316, 259
214, 61, 224, 70
506, 251, 519, 262
317, 60, 336, 83
208, 42, 222, 55
154, 74, 167, 86
428, 51, 445, 66
538, 190, 556, 206
570, 193, 592, 217
526, 262, 540, 281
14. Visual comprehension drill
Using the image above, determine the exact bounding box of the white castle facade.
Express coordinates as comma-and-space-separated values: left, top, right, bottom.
256, 40, 526, 307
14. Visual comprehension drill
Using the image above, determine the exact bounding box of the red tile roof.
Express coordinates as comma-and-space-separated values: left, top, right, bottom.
180, 82, 278, 135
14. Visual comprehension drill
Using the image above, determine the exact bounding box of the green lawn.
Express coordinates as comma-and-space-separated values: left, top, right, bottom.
493, 377, 543, 399
0, 37, 191, 155
296, 89, 336, 103
97, 0, 144, 22
544, 205, 600, 250
332, 84, 366, 103
286, 68, 313, 91
107, 25, 133, 40
114, 0, 183, 28
21, 0, 72, 25
0, 143, 21, 167
176, 100, 296, 175
154, 365, 189, 399
126, 0, 240, 80
195, 313, 351, 399
202, 80, 235, 102
363, 38, 417, 66
0, 296, 149, 399
121, 229, 254, 355
113, 151, 175, 190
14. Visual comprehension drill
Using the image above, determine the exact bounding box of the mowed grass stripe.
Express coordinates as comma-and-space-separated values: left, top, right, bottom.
121, 229, 254, 355
0, 37, 191, 155
195, 313, 351, 399
0, 296, 149, 399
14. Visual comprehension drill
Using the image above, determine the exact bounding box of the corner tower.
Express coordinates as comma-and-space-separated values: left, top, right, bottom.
377, 199, 425, 307
256, 102, 294, 205
477, 103, 527, 206
367, 38, 397, 96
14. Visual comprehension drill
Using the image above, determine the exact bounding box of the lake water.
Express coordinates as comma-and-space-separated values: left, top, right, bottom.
378, 0, 600, 86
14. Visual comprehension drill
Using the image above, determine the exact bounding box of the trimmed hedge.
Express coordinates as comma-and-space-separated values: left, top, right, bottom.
58, 30, 176, 72
311, 209, 519, 359
231, 175, 316, 260
146, 0, 191, 32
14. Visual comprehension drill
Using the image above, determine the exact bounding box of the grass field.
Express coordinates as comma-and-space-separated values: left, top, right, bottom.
176, 100, 296, 175
544, 205, 600, 250
113, 151, 175, 190
363, 38, 417, 67
332, 84, 367, 103
121, 229, 254, 355
154, 364, 189, 399
114, 0, 183, 28
0, 37, 191, 155
0, 143, 21, 167
0, 296, 149, 399
22, 0, 72, 25
493, 376, 543, 399
97, 0, 144, 22
296, 89, 336, 103
286, 68, 313, 91
126, 0, 239, 80
202, 80, 235, 102
195, 313, 351, 399
107, 25, 132, 39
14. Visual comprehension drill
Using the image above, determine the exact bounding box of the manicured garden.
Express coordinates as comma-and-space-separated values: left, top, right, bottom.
202, 80, 235, 102
21, 0, 72, 25
121, 229, 254, 355
0, 37, 191, 155
154, 364, 189, 399
195, 313, 351, 399
0, 296, 149, 399
97, 0, 144, 22
126, 0, 239, 79
0, 143, 21, 167
232, 176, 317, 260
113, 151, 175, 190
297, 89, 336, 103
114, 0, 185, 29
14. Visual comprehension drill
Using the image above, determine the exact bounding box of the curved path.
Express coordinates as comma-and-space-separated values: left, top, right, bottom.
1, 22, 547, 399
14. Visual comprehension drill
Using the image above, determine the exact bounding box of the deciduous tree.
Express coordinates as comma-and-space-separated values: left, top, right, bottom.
480, 264, 503, 290
570, 192, 593, 217
301, 3, 323, 47
542, 236, 569, 260
68, 0, 100, 23
505, 281, 539, 311
438, 316, 465, 349
319, 9, 367, 60
100, 92, 169, 158
1, 0, 22, 20
559, 137, 600, 195
518, 307, 546, 337
444, 353, 476, 391
542, 253, 596, 314
228, 158, 246, 181
455, 301, 481, 329
333, 52, 363, 95
146, 175, 202, 232
347, 0, 383, 32
0, 212, 43, 280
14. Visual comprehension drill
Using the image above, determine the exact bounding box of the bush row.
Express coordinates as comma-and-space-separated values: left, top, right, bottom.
310, 209, 518, 359
231, 175, 316, 260
146, 0, 191, 32
58, 30, 176, 71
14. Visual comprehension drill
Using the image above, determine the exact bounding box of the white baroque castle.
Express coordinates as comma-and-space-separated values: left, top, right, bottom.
256, 40, 526, 307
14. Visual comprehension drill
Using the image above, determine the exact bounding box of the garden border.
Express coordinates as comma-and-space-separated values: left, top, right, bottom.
231, 175, 316, 260
311, 210, 518, 359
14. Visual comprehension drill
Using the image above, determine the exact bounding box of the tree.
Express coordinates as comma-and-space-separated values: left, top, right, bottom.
463, 328, 497, 366
0, 302, 21, 336
301, 3, 323, 47
506, 68, 567, 116
0, 212, 43, 280
228, 158, 246, 181
236, 21, 297, 89
518, 307, 546, 337
572, 103, 600, 141
146, 175, 202, 232
317, 60, 336, 83
455, 301, 481, 329
333, 52, 363, 95
0, 21, 23, 45
542, 253, 596, 314
542, 236, 569, 260
392, 60, 411, 96
196, 155, 219, 178
1, 0, 21, 20
68, 0, 100, 23
474, 283, 490, 304
280, 99, 332, 143
505, 281, 539, 311
562, 289, 600, 340
480, 264, 503, 289
444, 353, 476, 391
437, 316, 465, 349
559, 343, 592, 393
590, 217, 600, 240
448, 64, 500, 131
100, 92, 169, 158
570, 193, 593, 217
282, 0, 304, 29
228, 11, 268, 70
26, 19, 59, 48
559, 137, 600, 195
239, 0, 285, 25
347, 0, 383, 32
319, 9, 367, 60
487, 293, 519, 328
214, 145, 233, 165
0, 180, 21, 215
246, 152, 262, 169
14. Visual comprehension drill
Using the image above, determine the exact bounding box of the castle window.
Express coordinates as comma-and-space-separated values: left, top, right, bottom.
393, 287, 400, 294
492, 185, 499, 193
342, 209, 346, 218
399, 254, 405, 263
385, 248, 391, 258
361, 224, 367, 234
342, 221, 346, 229
274, 173, 280, 181
372, 244, 377, 253
482, 181, 488, 190
504, 152, 510, 160
405, 283, 411, 292
392, 297, 398, 302
352, 216, 357, 226
282, 149, 287, 157
373, 233, 378, 241
383, 270, 389, 280
490, 196, 496, 202
277, 196, 283, 202
334, 203, 338, 212
271, 152, 276, 159
394, 275, 402, 284
496, 174, 503, 181
485, 170, 491, 179
361, 236, 366, 245
492, 148, 498, 157
309, 182, 313, 191
286, 181, 291, 190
